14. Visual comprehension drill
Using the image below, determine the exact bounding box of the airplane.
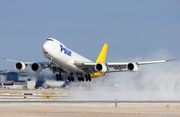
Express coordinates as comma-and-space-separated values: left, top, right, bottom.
4, 38, 174, 82
42, 80, 70, 89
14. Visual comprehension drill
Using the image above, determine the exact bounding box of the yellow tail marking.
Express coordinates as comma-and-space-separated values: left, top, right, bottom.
91, 43, 108, 78
96, 43, 108, 63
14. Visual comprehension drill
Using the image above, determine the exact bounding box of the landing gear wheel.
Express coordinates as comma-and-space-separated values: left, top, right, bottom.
88, 74, 91, 81
78, 77, 81, 82
85, 74, 91, 82
86, 75, 88, 81
59, 73, 62, 81
82, 77, 84, 82
68, 76, 71, 81
89, 77, 91, 81
56, 74, 59, 81
71, 77, 74, 82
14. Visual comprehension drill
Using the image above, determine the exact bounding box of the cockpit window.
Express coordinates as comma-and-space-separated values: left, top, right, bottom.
47, 39, 53, 41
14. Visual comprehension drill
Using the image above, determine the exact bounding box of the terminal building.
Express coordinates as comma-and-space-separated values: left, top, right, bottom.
7, 72, 19, 82
0, 70, 69, 89
0, 70, 6, 82
0, 70, 35, 89
0, 70, 29, 82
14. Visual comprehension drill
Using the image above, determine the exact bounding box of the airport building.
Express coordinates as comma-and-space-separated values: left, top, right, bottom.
7, 72, 19, 82
0, 70, 35, 89
0, 70, 69, 89
0, 70, 6, 82
0, 70, 30, 82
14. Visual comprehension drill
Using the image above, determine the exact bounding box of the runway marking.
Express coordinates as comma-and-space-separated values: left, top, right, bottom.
41, 96, 53, 98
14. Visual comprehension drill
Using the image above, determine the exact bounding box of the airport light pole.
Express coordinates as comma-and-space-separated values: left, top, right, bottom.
19, 71, 24, 85
4, 70, 7, 82
22, 71, 24, 86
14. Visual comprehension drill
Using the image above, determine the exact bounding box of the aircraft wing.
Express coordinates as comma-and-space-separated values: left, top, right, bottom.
4, 58, 68, 74
4, 58, 34, 64
4, 58, 50, 67
4, 58, 59, 72
74, 59, 175, 74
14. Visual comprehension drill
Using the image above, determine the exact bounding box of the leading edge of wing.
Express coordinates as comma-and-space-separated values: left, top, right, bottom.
4, 58, 34, 64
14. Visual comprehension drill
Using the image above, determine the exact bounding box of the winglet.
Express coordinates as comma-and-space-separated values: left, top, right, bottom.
165, 59, 176, 62
96, 43, 108, 63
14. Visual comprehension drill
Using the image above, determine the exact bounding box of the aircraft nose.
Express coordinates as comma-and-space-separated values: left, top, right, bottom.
42, 42, 55, 54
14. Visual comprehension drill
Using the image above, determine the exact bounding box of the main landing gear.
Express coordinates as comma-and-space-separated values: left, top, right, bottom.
78, 74, 91, 82
86, 74, 91, 81
68, 75, 74, 82
56, 73, 62, 81
56, 73, 91, 82
78, 77, 84, 82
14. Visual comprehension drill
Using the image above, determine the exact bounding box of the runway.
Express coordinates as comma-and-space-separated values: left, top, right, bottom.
0, 93, 180, 104
1, 100, 180, 103
0, 101, 179, 117
0, 90, 180, 116
0, 94, 180, 103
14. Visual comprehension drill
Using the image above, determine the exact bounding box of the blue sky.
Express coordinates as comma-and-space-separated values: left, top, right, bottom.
0, 0, 180, 71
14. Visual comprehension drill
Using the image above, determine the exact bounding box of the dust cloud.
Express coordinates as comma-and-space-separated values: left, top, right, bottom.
70, 49, 180, 101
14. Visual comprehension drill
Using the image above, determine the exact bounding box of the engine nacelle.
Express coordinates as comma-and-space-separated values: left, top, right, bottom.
127, 63, 139, 72
95, 63, 107, 73
15, 62, 27, 71
31, 63, 43, 73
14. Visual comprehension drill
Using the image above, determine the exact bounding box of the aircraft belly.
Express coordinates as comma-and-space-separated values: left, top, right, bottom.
57, 62, 84, 73
52, 52, 84, 74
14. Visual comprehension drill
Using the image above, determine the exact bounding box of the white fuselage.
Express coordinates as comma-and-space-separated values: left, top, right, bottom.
42, 38, 92, 74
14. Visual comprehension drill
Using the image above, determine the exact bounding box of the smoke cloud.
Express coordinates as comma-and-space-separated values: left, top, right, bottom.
70, 49, 180, 101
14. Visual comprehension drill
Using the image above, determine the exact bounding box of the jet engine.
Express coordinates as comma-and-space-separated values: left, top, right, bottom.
15, 62, 27, 71
127, 63, 139, 72
31, 63, 43, 73
95, 63, 107, 73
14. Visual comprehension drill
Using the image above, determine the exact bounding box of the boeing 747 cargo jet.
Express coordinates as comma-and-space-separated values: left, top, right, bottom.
4, 38, 174, 82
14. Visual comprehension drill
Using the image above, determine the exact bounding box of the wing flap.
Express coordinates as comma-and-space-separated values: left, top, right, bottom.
74, 61, 96, 66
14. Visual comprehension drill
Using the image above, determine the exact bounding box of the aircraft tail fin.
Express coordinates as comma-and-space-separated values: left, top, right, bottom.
96, 43, 108, 63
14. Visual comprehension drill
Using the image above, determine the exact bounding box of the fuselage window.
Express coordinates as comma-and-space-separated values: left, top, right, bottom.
47, 39, 53, 41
